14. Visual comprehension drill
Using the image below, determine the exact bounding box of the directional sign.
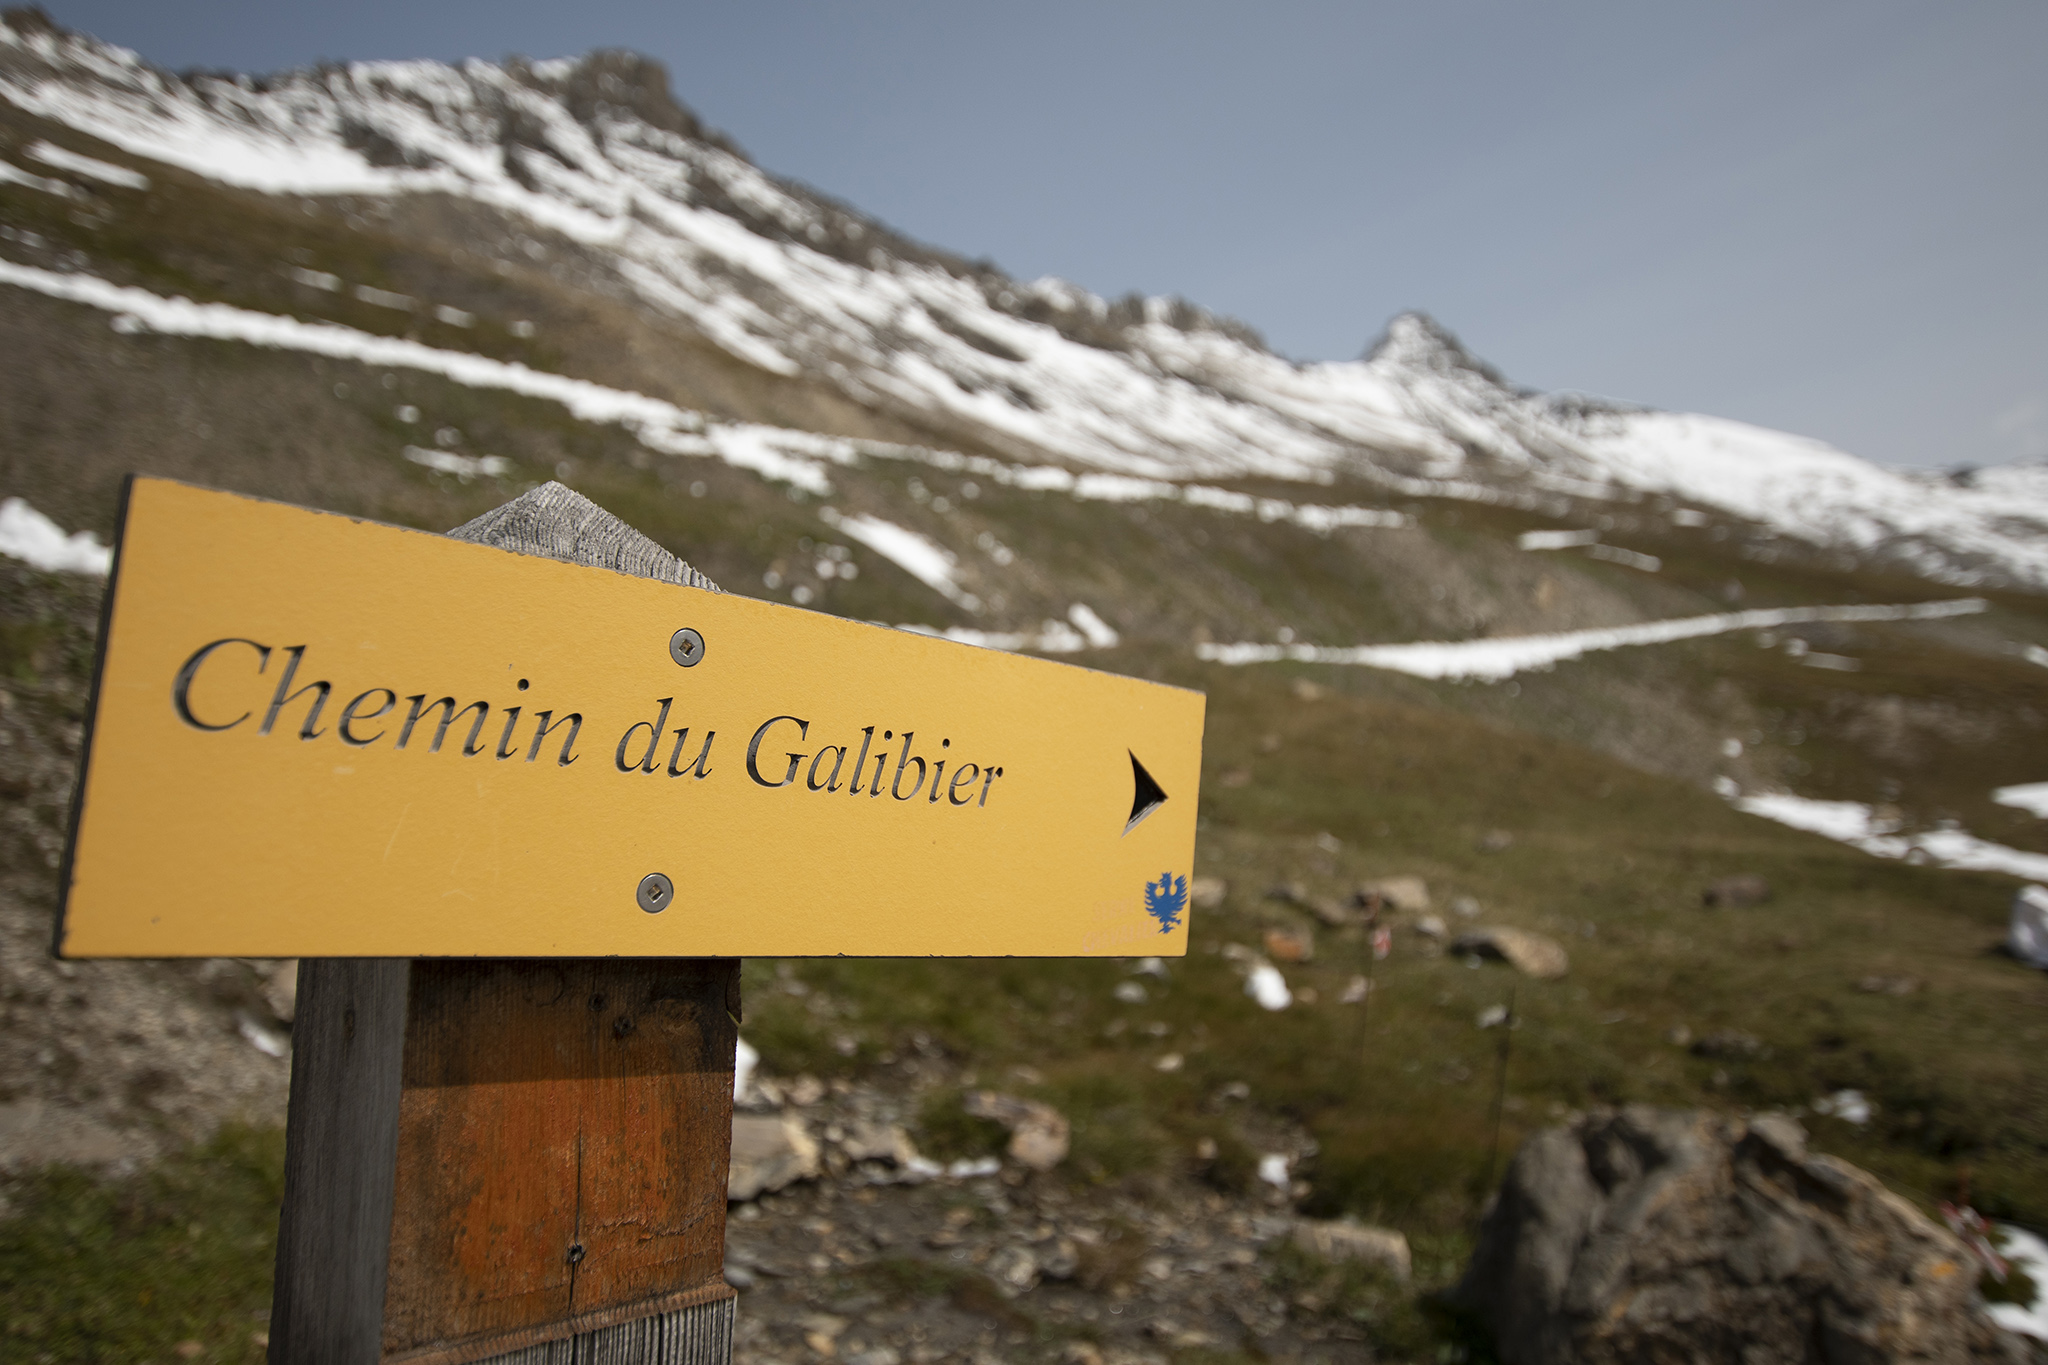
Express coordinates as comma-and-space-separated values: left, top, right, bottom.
56, 479, 1206, 958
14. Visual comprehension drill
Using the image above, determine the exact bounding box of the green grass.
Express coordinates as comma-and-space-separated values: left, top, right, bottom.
736, 647, 2048, 1243
1264, 1238, 1494, 1362
0, 1126, 283, 1364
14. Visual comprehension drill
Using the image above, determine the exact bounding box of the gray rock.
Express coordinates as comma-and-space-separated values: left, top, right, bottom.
837, 1119, 915, 1166
727, 1114, 820, 1201
1457, 1106, 2033, 1364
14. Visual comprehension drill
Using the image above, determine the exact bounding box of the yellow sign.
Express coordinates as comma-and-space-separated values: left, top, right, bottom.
56, 479, 1205, 959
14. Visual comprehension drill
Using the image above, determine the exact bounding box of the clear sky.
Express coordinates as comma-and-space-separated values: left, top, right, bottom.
35, 1, 2048, 469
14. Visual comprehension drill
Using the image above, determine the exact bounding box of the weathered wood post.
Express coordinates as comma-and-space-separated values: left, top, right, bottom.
57, 476, 1204, 1365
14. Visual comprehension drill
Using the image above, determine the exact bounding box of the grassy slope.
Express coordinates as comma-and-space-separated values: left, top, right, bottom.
746, 647, 2048, 1232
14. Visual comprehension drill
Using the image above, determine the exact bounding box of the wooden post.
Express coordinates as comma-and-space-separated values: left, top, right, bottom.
269, 960, 411, 1363
270, 487, 739, 1365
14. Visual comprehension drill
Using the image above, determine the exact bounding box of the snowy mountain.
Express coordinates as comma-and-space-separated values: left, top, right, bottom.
2, 9, 2044, 590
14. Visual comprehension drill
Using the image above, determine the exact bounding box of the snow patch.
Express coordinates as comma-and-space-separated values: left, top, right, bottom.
1995, 784, 2048, 819
0, 497, 111, 574
1245, 962, 1291, 1011
819, 509, 977, 612
404, 447, 509, 481
1197, 599, 1986, 682
895, 604, 1116, 656
1518, 528, 1599, 551
1811, 1089, 1871, 1125
1586, 543, 1661, 573
1988, 1224, 2048, 1340
1066, 603, 1119, 649
0, 158, 77, 197
26, 138, 146, 188
1729, 791, 2048, 882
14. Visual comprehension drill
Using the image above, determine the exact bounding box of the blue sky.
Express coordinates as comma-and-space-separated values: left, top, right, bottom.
41, 1, 2048, 468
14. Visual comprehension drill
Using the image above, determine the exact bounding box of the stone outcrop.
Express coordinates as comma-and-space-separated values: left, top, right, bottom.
1457, 1107, 2038, 1364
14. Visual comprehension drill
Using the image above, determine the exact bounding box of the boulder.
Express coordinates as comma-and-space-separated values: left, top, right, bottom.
2011, 885, 2048, 969
727, 1114, 820, 1201
1703, 874, 1773, 909
1292, 1219, 1411, 1280
1453, 927, 1569, 979
1457, 1107, 2034, 1364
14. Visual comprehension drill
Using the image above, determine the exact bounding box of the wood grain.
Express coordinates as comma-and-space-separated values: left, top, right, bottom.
381, 960, 738, 1361
447, 482, 721, 591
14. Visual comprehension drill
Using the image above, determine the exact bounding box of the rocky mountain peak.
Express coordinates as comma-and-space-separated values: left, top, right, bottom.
534, 49, 714, 146
1365, 311, 1508, 387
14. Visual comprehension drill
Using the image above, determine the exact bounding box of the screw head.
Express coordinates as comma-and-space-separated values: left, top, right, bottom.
636, 873, 674, 914
669, 627, 705, 668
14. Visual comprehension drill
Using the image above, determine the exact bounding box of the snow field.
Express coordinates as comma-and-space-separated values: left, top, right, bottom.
1197, 599, 1987, 682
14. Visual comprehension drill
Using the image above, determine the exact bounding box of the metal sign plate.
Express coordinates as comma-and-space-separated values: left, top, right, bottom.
56, 480, 1206, 958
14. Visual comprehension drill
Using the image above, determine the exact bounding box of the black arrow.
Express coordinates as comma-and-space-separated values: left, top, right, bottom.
1125, 751, 1168, 835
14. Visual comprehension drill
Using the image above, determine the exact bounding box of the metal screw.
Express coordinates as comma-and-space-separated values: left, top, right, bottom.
669, 627, 705, 668
636, 872, 674, 914
566, 1243, 586, 1265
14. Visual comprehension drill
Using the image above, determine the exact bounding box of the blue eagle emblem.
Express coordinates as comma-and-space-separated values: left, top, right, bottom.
1144, 871, 1188, 934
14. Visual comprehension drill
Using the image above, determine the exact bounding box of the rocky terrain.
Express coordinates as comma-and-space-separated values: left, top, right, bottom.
1460, 1107, 2044, 1364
